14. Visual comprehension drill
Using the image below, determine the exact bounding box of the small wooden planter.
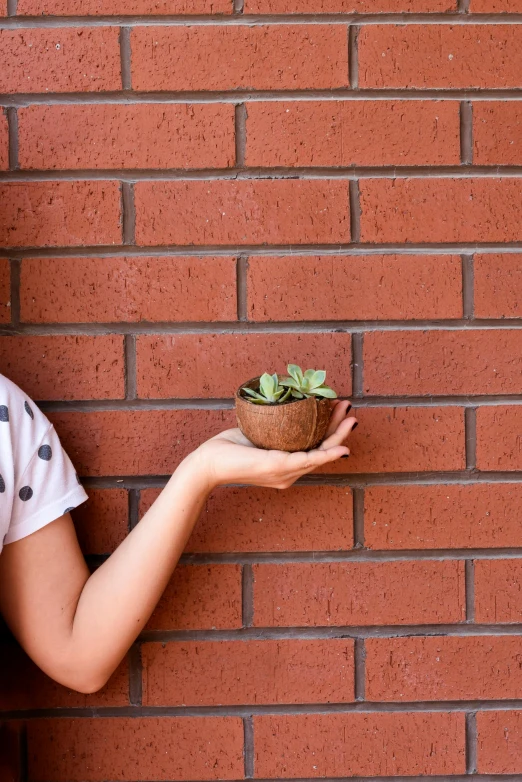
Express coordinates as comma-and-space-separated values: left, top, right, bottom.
236, 377, 333, 452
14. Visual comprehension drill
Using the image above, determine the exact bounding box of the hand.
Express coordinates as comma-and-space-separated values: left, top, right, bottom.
188, 400, 357, 491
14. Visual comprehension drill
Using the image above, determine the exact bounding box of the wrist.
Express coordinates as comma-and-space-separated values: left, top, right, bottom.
174, 448, 218, 495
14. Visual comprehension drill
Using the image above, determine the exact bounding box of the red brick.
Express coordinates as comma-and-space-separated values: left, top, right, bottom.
254, 713, 466, 777
71, 489, 128, 555
19, 104, 235, 170
470, 0, 522, 11
360, 179, 522, 243
134, 181, 349, 246
0, 111, 8, 170
246, 0, 451, 9
477, 711, 522, 773
477, 406, 522, 471
0, 336, 124, 400
246, 101, 460, 167
359, 26, 522, 89
18, 0, 231, 13
253, 561, 465, 626
0, 724, 21, 782
474, 103, 522, 165
248, 255, 462, 322
48, 409, 235, 476
27, 717, 244, 782
0, 182, 122, 248
20, 256, 237, 323
0, 28, 120, 93
475, 560, 522, 624
366, 637, 522, 701
320, 406, 465, 474
136, 333, 352, 398
141, 485, 353, 553
364, 330, 522, 396
146, 564, 242, 630
366, 484, 522, 550
0, 644, 128, 709
142, 639, 354, 705
132, 26, 348, 91
0, 258, 10, 324
474, 254, 522, 319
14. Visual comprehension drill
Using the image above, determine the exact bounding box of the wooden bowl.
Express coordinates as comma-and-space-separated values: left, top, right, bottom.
236, 377, 333, 452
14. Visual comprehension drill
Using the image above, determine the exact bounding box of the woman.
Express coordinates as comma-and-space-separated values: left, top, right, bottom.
0, 372, 357, 693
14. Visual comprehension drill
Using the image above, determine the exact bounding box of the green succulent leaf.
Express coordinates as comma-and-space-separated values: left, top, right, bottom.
259, 372, 275, 398
304, 369, 316, 380
310, 385, 337, 399
242, 386, 262, 398
291, 390, 305, 399
250, 397, 272, 404
287, 364, 304, 385
309, 370, 327, 389
279, 377, 299, 389
280, 387, 292, 403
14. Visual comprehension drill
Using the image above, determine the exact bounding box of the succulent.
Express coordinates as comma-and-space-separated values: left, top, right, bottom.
241, 365, 337, 405
241, 373, 292, 405
280, 364, 337, 400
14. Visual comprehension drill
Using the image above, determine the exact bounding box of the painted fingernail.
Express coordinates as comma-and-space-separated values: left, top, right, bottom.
341, 454, 350, 459
351, 422, 359, 430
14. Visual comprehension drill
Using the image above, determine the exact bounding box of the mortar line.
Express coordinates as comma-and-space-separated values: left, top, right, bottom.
120, 27, 132, 90
465, 560, 475, 623
12, 165, 522, 181
128, 641, 143, 706
6, 107, 19, 170
458, 0, 471, 13
20, 721, 28, 782
243, 716, 254, 778
9, 257, 20, 327
460, 101, 473, 164
236, 254, 248, 321
354, 638, 366, 701
128, 487, 140, 530
348, 179, 361, 241
462, 254, 475, 319
3, 244, 522, 260
124, 333, 137, 400
4, 89, 522, 106
352, 487, 365, 549
242, 564, 254, 628
3, 700, 522, 722
233, 0, 245, 14
466, 712, 478, 773
349, 25, 359, 89
234, 103, 247, 167
6, 0, 17, 16
465, 407, 477, 470
351, 332, 364, 398
5, 11, 522, 24
121, 181, 136, 245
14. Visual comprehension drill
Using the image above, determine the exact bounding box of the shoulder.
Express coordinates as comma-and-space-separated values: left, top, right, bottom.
0, 374, 52, 462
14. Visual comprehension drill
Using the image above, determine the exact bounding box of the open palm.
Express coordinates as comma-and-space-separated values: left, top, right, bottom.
196, 400, 357, 490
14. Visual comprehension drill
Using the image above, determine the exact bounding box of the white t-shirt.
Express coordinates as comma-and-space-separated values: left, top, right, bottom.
0, 373, 88, 554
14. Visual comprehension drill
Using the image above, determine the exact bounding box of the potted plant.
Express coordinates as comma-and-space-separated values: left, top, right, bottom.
236, 364, 338, 452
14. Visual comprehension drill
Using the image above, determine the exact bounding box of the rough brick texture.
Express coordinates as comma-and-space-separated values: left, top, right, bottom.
366, 637, 522, 700
20, 256, 237, 323
254, 713, 466, 777
246, 101, 460, 167
247, 255, 463, 321
2, 4, 521, 780
131, 26, 348, 91
134, 180, 350, 246
27, 717, 244, 781
142, 639, 354, 705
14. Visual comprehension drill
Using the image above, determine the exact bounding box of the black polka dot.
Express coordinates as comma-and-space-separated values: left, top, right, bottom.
24, 401, 34, 419
64, 506, 75, 514
19, 486, 33, 502
38, 445, 52, 461
0, 405, 8, 423
0, 475, 4, 493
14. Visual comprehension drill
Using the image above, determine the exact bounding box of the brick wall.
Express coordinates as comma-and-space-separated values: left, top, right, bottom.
1, 0, 522, 778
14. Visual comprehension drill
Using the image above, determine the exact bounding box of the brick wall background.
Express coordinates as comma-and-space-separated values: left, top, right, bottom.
1, 0, 522, 778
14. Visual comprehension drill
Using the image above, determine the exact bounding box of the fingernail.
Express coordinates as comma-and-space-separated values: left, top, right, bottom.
341, 454, 350, 459
352, 422, 359, 430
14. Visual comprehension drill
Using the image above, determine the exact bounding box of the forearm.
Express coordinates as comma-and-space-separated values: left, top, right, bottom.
65, 455, 210, 690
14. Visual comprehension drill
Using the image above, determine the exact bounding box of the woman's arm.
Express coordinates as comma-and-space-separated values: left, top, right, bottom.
0, 403, 356, 693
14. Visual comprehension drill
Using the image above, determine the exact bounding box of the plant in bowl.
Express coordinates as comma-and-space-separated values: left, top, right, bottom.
236, 364, 338, 452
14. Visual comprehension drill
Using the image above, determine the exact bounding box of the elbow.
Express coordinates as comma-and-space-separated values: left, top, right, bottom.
49, 663, 112, 694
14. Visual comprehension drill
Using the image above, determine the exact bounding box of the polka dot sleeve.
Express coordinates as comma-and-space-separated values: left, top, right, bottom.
4, 423, 88, 545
